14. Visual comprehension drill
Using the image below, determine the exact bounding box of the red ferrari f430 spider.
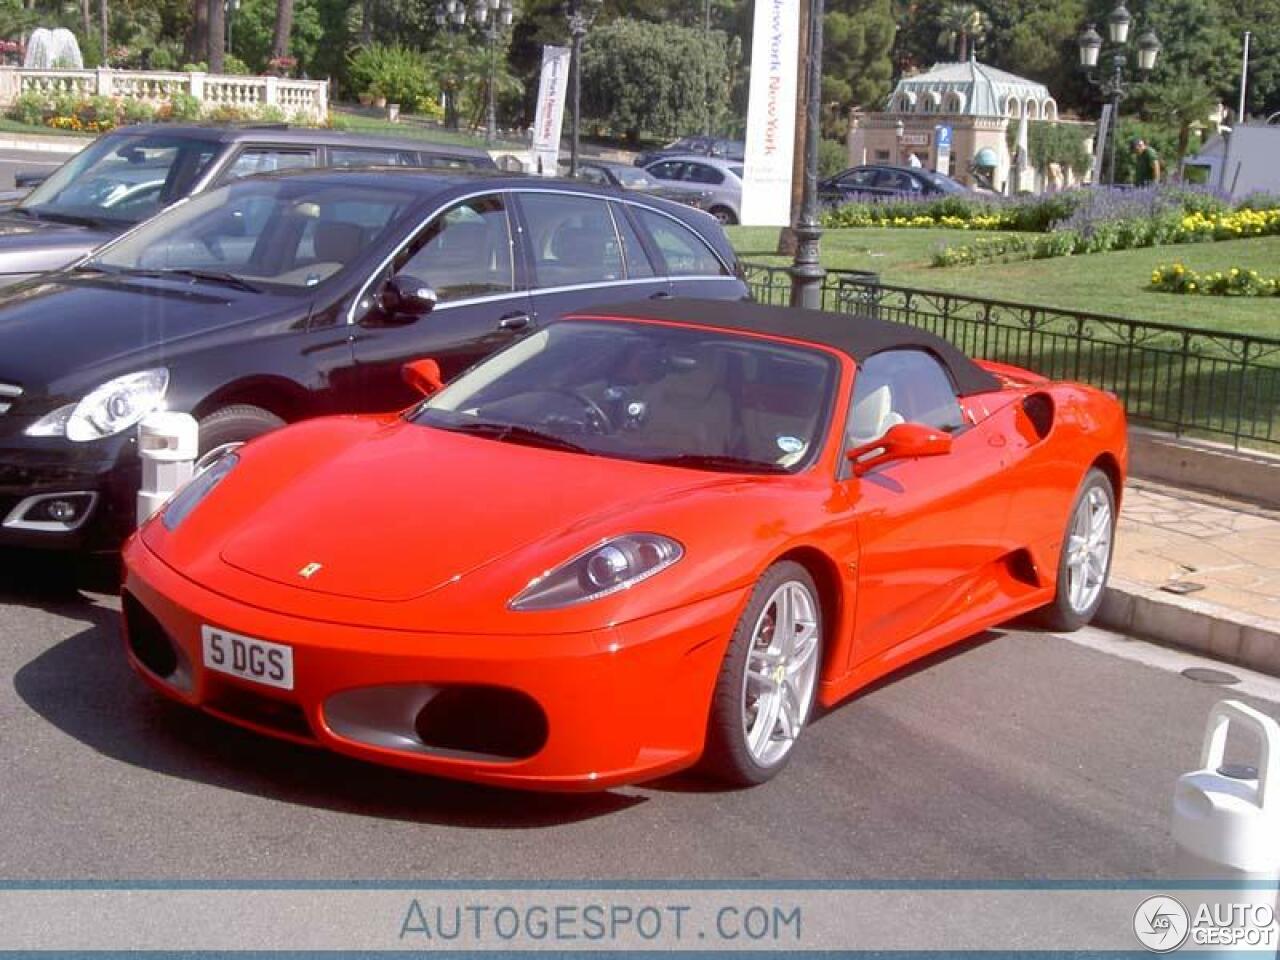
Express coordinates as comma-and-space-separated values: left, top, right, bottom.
121, 299, 1126, 790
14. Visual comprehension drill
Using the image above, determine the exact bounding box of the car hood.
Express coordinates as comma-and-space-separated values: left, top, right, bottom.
0, 213, 116, 272
0, 274, 276, 397
215, 420, 737, 604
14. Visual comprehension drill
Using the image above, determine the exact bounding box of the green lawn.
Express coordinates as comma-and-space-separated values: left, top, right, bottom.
0, 117, 89, 137
727, 226, 1280, 338
329, 107, 521, 149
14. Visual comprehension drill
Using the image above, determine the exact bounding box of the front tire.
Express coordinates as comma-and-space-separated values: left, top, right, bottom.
196, 404, 285, 463
702, 561, 822, 786
1040, 467, 1116, 631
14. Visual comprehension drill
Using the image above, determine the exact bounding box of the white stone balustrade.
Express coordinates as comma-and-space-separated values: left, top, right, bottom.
0, 67, 329, 122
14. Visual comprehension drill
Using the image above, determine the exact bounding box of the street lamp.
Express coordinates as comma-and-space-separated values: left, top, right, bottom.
565, 0, 602, 178
788, 0, 826, 310
434, 0, 514, 132
1077, 3, 1159, 185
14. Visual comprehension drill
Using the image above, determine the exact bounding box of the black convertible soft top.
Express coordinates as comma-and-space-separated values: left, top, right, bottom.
578, 298, 1001, 397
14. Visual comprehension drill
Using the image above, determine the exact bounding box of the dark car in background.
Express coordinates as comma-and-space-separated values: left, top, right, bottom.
0, 125, 497, 287
819, 164, 970, 206
634, 136, 745, 168
643, 156, 743, 225
0, 169, 747, 551
560, 159, 717, 212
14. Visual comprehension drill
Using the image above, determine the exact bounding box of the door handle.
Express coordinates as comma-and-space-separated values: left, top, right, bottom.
649, 291, 673, 300
498, 312, 531, 332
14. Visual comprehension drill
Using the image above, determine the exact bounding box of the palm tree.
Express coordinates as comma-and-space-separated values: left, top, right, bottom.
937, 2, 987, 62
271, 0, 294, 61
1148, 73, 1219, 159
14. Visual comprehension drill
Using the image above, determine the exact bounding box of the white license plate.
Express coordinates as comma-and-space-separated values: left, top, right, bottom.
201, 625, 294, 691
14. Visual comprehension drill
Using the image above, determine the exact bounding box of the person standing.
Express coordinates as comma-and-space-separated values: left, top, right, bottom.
1132, 138, 1162, 185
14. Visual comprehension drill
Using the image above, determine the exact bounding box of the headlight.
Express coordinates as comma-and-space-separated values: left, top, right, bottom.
25, 368, 169, 441
510, 533, 683, 611
161, 452, 239, 532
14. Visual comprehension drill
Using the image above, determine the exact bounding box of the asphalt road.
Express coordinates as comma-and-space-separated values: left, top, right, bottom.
1, 549, 1277, 882
0, 148, 70, 191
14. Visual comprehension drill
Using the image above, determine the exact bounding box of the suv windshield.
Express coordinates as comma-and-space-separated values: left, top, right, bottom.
414, 320, 839, 473
90, 177, 420, 291
17, 132, 222, 227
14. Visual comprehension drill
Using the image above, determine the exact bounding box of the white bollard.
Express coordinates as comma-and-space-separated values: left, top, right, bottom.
136, 411, 199, 525
1172, 699, 1280, 943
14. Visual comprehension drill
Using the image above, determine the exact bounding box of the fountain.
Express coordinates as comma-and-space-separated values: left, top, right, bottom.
22, 28, 84, 69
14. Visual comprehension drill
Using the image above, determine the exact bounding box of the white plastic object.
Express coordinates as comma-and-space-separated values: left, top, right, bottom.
136, 412, 199, 524
1172, 699, 1280, 875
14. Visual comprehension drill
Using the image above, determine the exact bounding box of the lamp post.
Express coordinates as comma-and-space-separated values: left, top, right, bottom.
565, 0, 601, 178
788, 0, 826, 310
1077, 4, 1160, 186
435, 0, 514, 132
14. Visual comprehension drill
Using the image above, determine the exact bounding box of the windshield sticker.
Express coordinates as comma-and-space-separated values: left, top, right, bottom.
777, 436, 806, 455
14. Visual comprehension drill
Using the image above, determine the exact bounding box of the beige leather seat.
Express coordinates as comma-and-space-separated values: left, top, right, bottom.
632, 353, 733, 457
848, 384, 904, 446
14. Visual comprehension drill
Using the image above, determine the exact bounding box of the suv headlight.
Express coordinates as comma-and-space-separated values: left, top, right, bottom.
25, 369, 169, 441
510, 533, 683, 611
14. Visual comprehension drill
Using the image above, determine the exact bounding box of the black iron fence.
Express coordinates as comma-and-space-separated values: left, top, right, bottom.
742, 263, 1280, 452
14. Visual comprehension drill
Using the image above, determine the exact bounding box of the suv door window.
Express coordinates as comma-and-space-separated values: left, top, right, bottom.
847, 349, 964, 446
875, 169, 921, 193
838, 168, 879, 189
395, 194, 515, 302
634, 208, 727, 277
222, 147, 318, 181
328, 146, 418, 167
611, 203, 656, 279
521, 192, 624, 286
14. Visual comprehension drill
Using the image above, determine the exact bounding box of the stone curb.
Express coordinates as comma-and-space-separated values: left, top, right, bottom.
1097, 575, 1280, 677
0, 134, 89, 154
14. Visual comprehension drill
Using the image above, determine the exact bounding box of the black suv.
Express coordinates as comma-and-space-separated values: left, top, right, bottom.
634, 136, 745, 168
0, 124, 496, 287
0, 168, 747, 550
819, 164, 970, 206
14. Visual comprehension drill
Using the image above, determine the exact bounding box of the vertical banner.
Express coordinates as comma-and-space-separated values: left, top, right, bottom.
934, 124, 952, 174
531, 45, 572, 177
740, 0, 801, 225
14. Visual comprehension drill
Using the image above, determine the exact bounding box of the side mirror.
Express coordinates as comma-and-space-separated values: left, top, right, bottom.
402, 358, 444, 398
379, 275, 437, 321
847, 422, 952, 476
14, 171, 48, 189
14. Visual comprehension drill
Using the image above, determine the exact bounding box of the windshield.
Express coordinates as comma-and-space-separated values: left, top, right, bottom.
90, 177, 420, 291
923, 171, 967, 193
615, 167, 658, 189
414, 320, 839, 473
17, 133, 222, 227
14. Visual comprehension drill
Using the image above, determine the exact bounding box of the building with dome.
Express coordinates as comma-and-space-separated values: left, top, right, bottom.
847, 57, 1086, 192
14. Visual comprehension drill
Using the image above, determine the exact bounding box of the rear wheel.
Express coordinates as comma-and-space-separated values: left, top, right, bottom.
702, 561, 822, 786
196, 404, 285, 464
709, 206, 737, 226
1040, 467, 1116, 631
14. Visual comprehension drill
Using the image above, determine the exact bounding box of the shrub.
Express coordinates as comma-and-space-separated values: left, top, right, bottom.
819, 139, 846, 180
1151, 263, 1280, 297
348, 43, 434, 112
7, 91, 47, 127
256, 104, 287, 124
168, 92, 203, 121
121, 98, 157, 125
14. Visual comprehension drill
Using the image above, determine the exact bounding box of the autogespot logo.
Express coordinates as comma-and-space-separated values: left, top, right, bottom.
1134, 896, 1191, 953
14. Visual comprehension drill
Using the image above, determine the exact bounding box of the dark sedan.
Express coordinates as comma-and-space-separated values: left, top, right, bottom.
819, 164, 970, 206
634, 136, 745, 168
0, 169, 748, 551
560, 159, 715, 210
0, 124, 497, 288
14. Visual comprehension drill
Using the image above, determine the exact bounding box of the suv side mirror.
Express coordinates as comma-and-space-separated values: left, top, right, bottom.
378, 275, 437, 321
847, 422, 952, 476
402, 358, 445, 398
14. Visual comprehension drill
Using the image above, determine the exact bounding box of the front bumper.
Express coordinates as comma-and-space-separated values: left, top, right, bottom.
0, 433, 139, 550
121, 538, 746, 791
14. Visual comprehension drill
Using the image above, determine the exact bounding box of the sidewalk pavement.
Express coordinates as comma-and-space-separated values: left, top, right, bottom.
1100, 480, 1280, 676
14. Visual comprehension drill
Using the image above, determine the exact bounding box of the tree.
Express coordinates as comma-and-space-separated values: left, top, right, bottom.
207, 0, 224, 71
1142, 70, 1219, 158
580, 18, 730, 143
823, 0, 896, 115
936, 2, 987, 60
271, 0, 294, 59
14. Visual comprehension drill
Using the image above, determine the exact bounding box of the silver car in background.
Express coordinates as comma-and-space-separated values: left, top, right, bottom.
642, 155, 743, 225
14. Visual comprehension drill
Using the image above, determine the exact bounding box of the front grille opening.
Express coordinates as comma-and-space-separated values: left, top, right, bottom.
414, 686, 548, 760
122, 591, 179, 679
208, 686, 314, 741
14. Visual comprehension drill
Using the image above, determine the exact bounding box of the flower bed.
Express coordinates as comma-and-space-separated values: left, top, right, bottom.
1151, 263, 1280, 297
5, 89, 319, 133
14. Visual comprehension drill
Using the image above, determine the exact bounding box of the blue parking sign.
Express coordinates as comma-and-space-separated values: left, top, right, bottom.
936, 124, 953, 148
